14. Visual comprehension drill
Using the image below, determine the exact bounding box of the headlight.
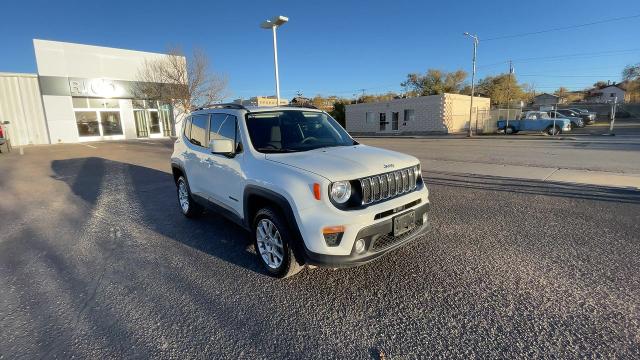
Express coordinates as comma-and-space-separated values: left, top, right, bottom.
330, 181, 352, 204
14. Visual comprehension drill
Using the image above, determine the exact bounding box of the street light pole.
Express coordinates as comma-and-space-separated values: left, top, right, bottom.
261, 16, 289, 105
271, 26, 280, 104
464, 32, 478, 137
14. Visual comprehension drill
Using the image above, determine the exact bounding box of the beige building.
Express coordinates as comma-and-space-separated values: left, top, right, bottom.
345, 93, 490, 135
234, 96, 289, 107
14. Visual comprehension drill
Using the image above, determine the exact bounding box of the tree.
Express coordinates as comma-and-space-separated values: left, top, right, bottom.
135, 46, 227, 115
401, 69, 467, 96
593, 81, 608, 88
622, 63, 640, 81
476, 73, 525, 106
622, 63, 640, 102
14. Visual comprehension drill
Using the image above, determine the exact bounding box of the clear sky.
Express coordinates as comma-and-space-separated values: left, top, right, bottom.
1, 0, 639, 100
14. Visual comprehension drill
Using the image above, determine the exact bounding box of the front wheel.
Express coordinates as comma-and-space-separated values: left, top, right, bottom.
253, 208, 304, 278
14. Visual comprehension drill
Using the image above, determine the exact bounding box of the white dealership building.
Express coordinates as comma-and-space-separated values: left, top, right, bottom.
0, 39, 182, 146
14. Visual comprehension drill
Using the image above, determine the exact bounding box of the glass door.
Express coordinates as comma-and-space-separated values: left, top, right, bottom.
148, 110, 161, 135
134, 110, 149, 138
392, 112, 399, 131
159, 105, 173, 137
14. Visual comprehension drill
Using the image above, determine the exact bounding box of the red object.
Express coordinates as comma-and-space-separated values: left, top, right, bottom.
0, 125, 4, 139
313, 183, 321, 200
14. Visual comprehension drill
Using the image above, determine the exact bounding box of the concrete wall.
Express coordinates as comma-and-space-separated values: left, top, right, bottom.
345, 94, 490, 135
0, 73, 49, 146
443, 93, 491, 132
34, 39, 168, 80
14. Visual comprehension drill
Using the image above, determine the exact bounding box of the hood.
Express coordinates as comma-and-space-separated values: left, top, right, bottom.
265, 144, 419, 181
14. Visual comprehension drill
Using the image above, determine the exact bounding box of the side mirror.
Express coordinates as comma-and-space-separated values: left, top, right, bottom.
209, 139, 234, 156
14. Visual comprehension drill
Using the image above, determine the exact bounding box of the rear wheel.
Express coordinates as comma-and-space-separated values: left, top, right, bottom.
253, 208, 304, 278
176, 176, 202, 218
546, 126, 561, 136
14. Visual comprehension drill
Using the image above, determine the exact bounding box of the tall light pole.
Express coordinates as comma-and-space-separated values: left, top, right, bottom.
464, 32, 478, 137
261, 15, 289, 105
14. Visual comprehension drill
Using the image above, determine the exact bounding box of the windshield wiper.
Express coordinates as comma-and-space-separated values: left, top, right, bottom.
257, 148, 301, 153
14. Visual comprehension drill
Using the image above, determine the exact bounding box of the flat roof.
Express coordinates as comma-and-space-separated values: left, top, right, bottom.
33, 38, 170, 58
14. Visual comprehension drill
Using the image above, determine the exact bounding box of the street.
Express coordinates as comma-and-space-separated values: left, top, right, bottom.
1, 138, 639, 358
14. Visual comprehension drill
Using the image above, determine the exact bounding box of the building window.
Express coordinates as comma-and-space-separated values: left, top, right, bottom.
100, 112, 123, 135
404, 109, 415, 122
365, 112, 375, 124
72, 97, 123, 138
75, 111, 100, 136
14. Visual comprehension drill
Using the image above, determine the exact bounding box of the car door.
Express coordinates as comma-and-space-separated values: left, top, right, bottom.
182, 113, 211, 198
203, 113, 245, 217
522, 112, 537, 131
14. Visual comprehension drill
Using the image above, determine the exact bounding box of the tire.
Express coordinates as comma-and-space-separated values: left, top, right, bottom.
176, 176, 203, 218
546, 126, 561, 136
506, 126, 515, 135
253, 208, 304, 278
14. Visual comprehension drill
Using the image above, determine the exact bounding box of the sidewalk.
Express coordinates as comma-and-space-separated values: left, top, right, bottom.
423, 159, 640, 190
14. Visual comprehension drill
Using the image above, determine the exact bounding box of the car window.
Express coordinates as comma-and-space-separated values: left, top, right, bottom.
183, 116, 192, 139
209, 113, 238, 147
190, 114, 209, 147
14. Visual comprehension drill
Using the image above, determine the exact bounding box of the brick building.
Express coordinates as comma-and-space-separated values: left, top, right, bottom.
345, 94, 490, 135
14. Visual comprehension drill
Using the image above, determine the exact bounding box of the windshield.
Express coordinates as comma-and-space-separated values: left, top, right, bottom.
245, 110, 356, 153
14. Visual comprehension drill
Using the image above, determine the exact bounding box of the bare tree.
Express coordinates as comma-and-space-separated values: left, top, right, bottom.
135, 46, 227, 115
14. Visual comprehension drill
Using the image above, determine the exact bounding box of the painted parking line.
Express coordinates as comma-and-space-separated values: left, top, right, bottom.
80, 143, 97, 149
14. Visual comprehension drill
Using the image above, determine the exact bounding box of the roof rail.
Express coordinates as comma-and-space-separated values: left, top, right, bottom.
284, 103, 319, 109
192, 103, 249, 112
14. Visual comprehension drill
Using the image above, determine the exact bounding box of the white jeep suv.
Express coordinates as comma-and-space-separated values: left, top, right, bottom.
171, 104, 430, 277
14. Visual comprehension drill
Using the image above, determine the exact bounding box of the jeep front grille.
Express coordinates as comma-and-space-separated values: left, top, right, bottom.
359, 166, 419, 205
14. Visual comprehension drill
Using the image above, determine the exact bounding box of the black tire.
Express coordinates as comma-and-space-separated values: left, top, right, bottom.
546, 125, 561, 136
176, 175, 203, 218
253, 208, 304, 278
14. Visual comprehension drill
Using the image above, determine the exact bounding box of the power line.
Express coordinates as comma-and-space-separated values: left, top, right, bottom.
477, 48, 640, 69
517, 74, 618, 78
482, 14, 640, 41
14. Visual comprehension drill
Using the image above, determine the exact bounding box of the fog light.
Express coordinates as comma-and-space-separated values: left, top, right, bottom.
422, 213, 428, 224
323, 226, 345, 247
355, 238, 366, 254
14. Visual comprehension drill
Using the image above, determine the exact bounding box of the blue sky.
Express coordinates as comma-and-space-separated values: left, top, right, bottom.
1, 0, 639, 100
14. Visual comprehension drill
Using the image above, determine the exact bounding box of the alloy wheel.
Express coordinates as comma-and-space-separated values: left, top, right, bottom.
178, 180, 189, 213
256, 219, 284, 269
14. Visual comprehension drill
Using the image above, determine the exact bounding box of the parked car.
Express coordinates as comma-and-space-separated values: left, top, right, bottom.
0, 121, 7, 152
171, 104, 430, 277
547, 110, 584, 128
497, 111, 571, 135
566, 108, 597, 124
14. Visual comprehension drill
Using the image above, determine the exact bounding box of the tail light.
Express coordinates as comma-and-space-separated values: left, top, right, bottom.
0, 126, 4, 139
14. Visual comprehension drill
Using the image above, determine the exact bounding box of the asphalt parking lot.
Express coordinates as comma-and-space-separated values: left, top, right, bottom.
1, 139, 639, 358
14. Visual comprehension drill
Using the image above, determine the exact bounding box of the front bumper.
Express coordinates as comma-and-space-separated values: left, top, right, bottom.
303, 203, 431, 268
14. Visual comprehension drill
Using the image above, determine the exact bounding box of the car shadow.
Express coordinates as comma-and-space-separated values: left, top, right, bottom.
50, 157, 265, 275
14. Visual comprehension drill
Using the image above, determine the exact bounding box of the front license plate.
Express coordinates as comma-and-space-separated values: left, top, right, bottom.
393, 211, 415, 236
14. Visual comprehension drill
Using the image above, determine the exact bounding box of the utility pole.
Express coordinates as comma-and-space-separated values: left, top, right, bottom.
464, 32, 478, 137
609, 96, 618, 135
506, 60, 513, 135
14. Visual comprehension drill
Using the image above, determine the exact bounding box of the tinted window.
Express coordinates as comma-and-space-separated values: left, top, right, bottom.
183, 116, 192, 139
210, 114, 236, 142
190, 114, 209, 147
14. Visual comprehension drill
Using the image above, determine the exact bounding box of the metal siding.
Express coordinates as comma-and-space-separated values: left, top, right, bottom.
0, 74, 49, 146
